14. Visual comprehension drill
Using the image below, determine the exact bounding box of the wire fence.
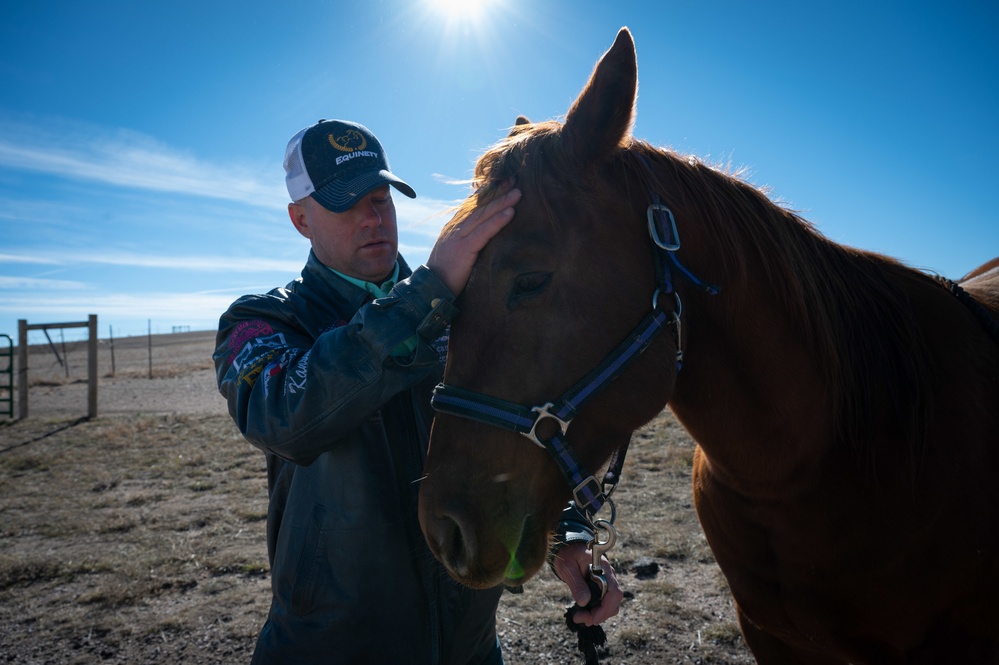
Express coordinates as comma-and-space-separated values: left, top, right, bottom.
2, 319, 217, 420
21, 331, 214, 383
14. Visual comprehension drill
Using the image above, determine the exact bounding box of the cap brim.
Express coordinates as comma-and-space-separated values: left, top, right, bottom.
311, 170, 416, 213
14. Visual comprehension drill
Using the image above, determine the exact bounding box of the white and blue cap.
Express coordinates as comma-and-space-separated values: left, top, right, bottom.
283, 119, 416, 213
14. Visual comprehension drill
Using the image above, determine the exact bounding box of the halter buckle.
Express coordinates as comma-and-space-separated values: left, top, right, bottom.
572, 475, 604, 515
647, 204, 681, 251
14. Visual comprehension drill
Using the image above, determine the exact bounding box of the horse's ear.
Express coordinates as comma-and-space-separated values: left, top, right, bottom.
563, 27, 637, 164
509, 116, 531, 137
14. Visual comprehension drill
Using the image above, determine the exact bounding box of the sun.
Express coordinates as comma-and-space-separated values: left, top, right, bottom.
417, 0, 510, 63
426, 0, 497, 24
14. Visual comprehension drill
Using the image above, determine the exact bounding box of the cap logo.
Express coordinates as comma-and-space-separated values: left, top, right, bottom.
328, 129, 368, 153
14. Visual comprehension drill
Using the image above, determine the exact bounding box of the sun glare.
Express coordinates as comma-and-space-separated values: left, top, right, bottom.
416, 0, 513, 81
427, 0, 497, 24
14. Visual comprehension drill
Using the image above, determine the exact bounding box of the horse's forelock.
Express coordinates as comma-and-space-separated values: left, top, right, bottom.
450, 122, 577, 234
440, 132, 541, 238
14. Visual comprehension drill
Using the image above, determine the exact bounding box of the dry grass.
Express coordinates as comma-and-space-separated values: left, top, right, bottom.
0, 413, 270, 663
0, 331, 755, 664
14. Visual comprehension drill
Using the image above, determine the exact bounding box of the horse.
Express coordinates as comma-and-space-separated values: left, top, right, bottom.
417, 27, 999, 663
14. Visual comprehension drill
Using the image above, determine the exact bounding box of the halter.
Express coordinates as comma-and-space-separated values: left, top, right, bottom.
434, 186, 717, 490
432, 173, 718, 595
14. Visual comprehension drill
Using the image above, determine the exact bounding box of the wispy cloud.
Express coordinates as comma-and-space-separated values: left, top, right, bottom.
0, 249, 305, 273
87, 253, 304, 273
0, 253, 61, 265
0, 118, 287, 210
0, 288, 242, 336
432, 172, 474, 187
0, 275, 88, 290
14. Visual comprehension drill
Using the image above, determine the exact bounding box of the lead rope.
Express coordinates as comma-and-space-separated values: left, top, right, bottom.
563, 518, 617, 664
564, 588, 608, 665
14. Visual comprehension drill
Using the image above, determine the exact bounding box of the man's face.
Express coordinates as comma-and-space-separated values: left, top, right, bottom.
289, 185, 399, 282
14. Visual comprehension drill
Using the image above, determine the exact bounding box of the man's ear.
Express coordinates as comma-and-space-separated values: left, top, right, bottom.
288, 201, 313, 239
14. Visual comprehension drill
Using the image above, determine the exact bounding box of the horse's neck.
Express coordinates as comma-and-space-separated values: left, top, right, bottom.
668, 279, 835, 496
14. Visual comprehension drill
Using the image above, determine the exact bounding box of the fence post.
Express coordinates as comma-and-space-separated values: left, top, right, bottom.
109, 324, 116, 376
147, 319, 152, 379
17, 319, 27, 419
87, 314, 98, 419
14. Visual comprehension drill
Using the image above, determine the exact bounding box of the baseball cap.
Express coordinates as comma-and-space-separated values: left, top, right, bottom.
283, 119, 416, 213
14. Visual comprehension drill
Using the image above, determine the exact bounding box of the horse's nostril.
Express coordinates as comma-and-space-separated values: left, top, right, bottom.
444, 517, 466, 570
425, 513, 468, 576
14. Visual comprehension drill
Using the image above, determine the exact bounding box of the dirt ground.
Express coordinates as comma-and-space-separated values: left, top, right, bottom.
0, 331, 754, 664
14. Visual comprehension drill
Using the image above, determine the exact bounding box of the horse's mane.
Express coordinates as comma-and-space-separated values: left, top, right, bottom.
628, 143, 935, 470
458, 125, 935, 477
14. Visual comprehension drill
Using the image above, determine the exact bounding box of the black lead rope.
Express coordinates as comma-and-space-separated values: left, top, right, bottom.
564, 577, 608, 665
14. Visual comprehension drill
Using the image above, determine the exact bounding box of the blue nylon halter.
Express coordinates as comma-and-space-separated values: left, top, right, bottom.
432, 176, 718, 518
432, 309, 669, 514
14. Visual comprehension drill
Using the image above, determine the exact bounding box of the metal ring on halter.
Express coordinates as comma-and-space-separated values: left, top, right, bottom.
599, 494, 617, 524
651, 290, 684, 369
652, 289, 682, 316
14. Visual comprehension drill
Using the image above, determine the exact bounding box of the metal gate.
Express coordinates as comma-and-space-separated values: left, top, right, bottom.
0, 334, 12, 418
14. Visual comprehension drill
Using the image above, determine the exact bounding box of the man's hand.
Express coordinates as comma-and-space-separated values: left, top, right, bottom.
551, 541, 624, 626
426, 183, 521, 296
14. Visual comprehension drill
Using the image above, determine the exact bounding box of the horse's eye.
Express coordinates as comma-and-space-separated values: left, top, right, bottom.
510, 272, 553, 303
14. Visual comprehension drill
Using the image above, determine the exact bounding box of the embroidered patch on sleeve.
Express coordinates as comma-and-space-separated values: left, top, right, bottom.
232, 332, 289, 388
227, 320, 275, 363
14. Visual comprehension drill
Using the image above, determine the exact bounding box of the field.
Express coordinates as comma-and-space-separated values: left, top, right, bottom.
0, 331, 754, 663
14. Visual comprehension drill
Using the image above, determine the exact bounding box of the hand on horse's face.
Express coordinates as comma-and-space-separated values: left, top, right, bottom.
551, 541, 624, 626
427, 182, 521, 296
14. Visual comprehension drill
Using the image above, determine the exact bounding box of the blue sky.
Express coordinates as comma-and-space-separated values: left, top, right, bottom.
1, 1, 996, 342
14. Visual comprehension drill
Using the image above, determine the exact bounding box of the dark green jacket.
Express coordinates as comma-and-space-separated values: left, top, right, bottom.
215, 251, 502, 664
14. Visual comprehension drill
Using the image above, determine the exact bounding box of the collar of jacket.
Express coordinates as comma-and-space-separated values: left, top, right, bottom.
304, 250, 414, 303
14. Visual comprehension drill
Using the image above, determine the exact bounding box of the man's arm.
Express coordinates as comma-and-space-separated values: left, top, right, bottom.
214, 265, 452, 464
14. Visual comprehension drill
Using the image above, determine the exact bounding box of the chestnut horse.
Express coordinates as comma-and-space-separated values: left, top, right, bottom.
418, 27, 999, 663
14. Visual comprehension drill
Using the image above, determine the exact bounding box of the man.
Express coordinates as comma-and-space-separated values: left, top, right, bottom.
214, 119, 622, 664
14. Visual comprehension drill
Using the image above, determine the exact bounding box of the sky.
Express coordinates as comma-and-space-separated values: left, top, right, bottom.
1, 0, 996, 344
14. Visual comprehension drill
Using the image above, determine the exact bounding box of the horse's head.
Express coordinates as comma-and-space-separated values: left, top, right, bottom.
418, 28, 681, 588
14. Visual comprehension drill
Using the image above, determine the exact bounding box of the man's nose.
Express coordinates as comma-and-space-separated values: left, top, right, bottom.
358, 200, 382, 227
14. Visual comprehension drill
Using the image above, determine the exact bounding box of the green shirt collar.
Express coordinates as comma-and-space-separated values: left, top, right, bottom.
329, 262, 400, 299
